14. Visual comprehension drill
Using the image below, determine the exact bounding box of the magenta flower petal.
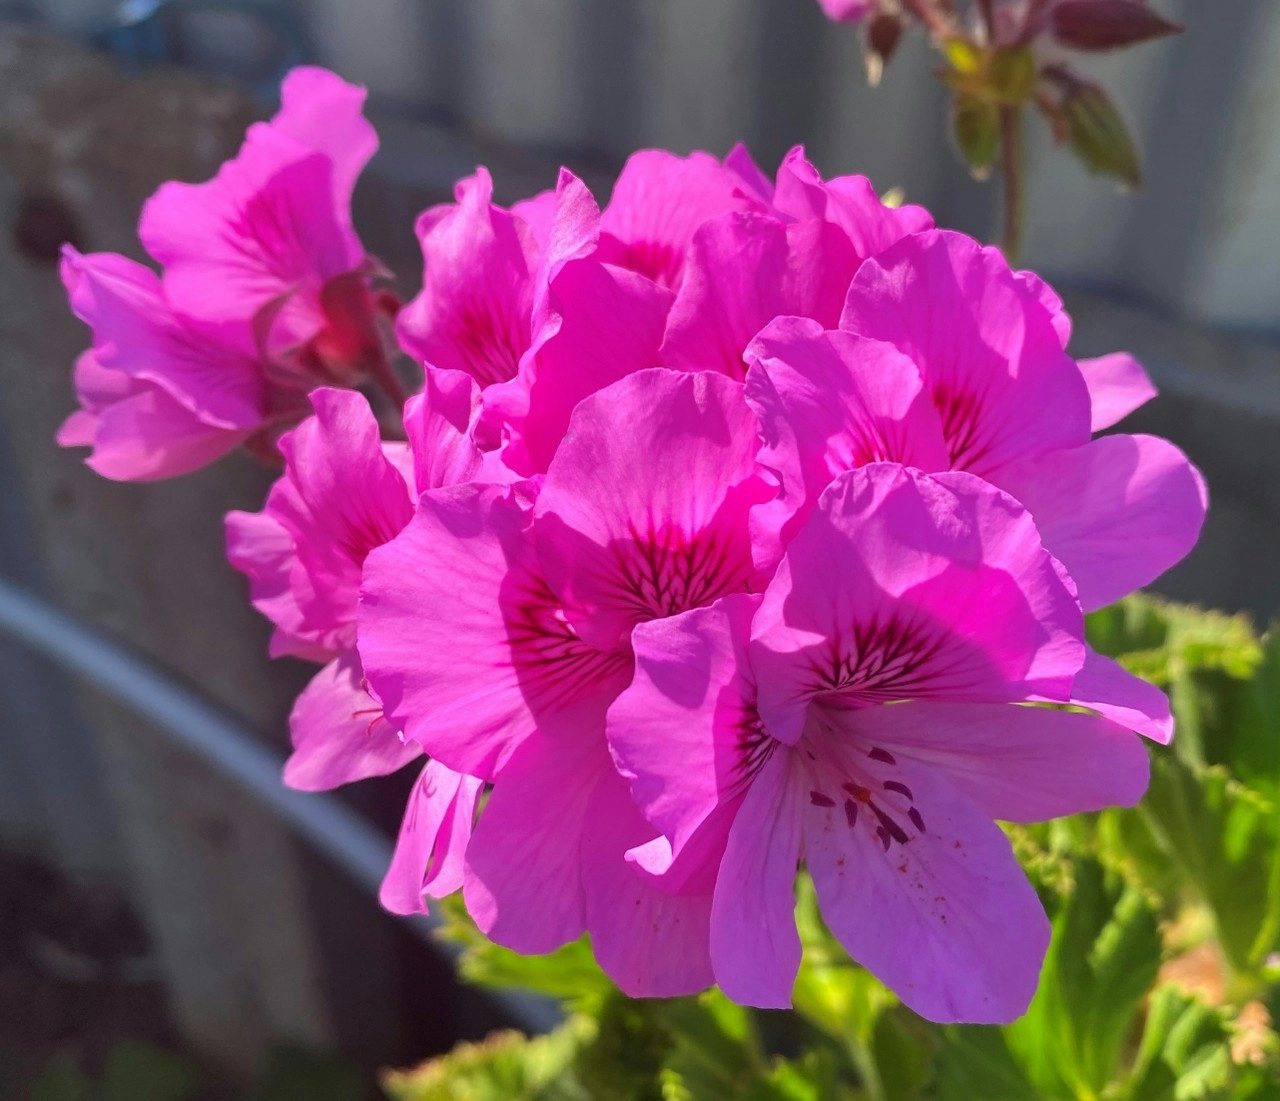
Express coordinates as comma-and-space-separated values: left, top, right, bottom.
464, 730, 609, 952
283, 649, 421, 792
381, 759, 482, 915
815, 0, 874, 23
745, 317, 951, 550
841, 230, 1091, 479
710, 751, 805, 1008
396, 169, 541, 385
534, 370, 771, 650
403, 366, 514, 490
1080, 352, 1157, 431
609, 594, 763, 863
1070, 647, 1174, 744
662, 213, 857, 379
359, 482, 633, 778
995, 434, 1208, 611
845, 700, 1150, 822
598, 149, 756, 289
805, 761, 1049, 1024
582, 770, 715, 998
751, 465, 1085, 743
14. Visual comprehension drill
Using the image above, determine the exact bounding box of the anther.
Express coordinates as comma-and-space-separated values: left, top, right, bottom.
810, 790, 836, 808
868, 746, 896, 765
883, 780, 913, 800
908, 807, 926, 833
844, 799, 859, 828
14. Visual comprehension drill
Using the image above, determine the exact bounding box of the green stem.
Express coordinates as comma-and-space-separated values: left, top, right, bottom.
845, 1032, 887, 1101
998, 105, 1025, 267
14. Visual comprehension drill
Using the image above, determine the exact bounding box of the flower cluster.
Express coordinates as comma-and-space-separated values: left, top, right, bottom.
59, 69, 1206, 1024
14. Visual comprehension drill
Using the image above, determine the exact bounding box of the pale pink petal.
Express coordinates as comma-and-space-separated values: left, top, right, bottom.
840, 230, 1091, 480
751, 466, 1084, 744
1080, 352, 1157, 431
359, 482, 633, 778
661, 212, 857, 380
62, 247, 264, 429
582, 770, 714, 998
1070, 647, 1174, 744
608, 594, 762, 861
283, 649, 422, 792
843, 700, 1150, 822
995, 434, 1208, 611
599, 149, 754, 288
272, 66, 377, 207
744, 317, 950, 550
710, 749, 804, 1008
396, 168, 540, 385
463, 730, 608, 953
771, 149, 933, 257
805, 762, 1049, 1024
381, 759, 482, 914
534, 370, 770, 650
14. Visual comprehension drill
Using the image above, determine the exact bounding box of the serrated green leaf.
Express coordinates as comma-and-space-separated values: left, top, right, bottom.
1139, 757, 1280, 975
1204, 625, 1280, 794
382, 1019, 593, 1101
1118, 985, 1235, 1101
1004, 858, 1163, 1096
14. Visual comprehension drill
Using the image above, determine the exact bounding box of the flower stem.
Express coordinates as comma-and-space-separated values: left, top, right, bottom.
998, 105, 1025, 267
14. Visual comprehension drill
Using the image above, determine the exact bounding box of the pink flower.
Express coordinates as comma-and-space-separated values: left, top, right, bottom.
60, 68, 394, 480
359, 369, 773, 993
608, 465, 1150, 1021
817, 0, 874, 22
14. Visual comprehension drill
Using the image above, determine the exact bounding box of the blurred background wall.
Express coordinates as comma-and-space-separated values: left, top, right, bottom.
0, 0, 1276, 1089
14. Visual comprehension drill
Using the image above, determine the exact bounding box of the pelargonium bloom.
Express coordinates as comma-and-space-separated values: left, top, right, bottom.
609, 464, 1151, 1021
60, 68, 395, 480
817, 0, 874, 23
360, 369, 774, 993
744, 229, 1206, 739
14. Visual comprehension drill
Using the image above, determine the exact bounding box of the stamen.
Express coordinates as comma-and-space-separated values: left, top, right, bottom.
842, 782, 872, 802
844, 799, 859, 828
868, 801, 910, 845
810, 790, 836, 808
883, 780, 913, 800
876, 826, 891, 851
908, 807, 927, 833
868, 746, 896, 765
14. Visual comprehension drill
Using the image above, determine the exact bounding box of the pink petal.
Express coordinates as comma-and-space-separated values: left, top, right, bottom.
277, 388, 415, 639
815, 0, 874, 22
805, 761, 1049, 1024
283, 649, 422, 792
608, 593, 762, 862
403, 366, 513, 491
771, 149, 933, 258
840, 230, 1091, 480
1080, 352, 1157, 432
381, 759, 482, 915
61, 247, 264, 430
844, 700, 1150, 821
272, 67, 377, 208
463, 730, 607, 953
994, 434, 1208, 612
534, 370, 770, 650
1070, 647, 1174, 744
751, 465, 1085, 744
1015, 269, 1072, 347
140, 127, 362, 346
582, 770, 714, 998
599, 149, 754, 288
744, 317, 950, 549
225, 506, 331, 662
661, 212, 858, 380
359, 482, 633, 778
724, 143, 776, 205
396, 168, 540, 385
710, 750, 804, 1008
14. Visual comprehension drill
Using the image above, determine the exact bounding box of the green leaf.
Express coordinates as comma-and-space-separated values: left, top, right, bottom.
1139, 757, 1280, 975
101, 1042, 198, 1101
382, 1019, 593, 1101
928, 1027, 1039, 1101
989, 46, 1037, 104
1062, 77, 1143, 188
433, 894, 612, 1014
247, 1047, 363, 1101
1004, 857, 1163, 1096
29, 1056, 91, 1101
951, 95, 1000, 180
1118, 985, 1235, 1100
1204, 625, 1280, 794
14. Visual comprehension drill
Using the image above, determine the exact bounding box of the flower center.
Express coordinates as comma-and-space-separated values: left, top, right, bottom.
806, 742, 926, 851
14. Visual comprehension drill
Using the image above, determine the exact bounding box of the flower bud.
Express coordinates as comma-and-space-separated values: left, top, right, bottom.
1052, 0, 1183, 52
